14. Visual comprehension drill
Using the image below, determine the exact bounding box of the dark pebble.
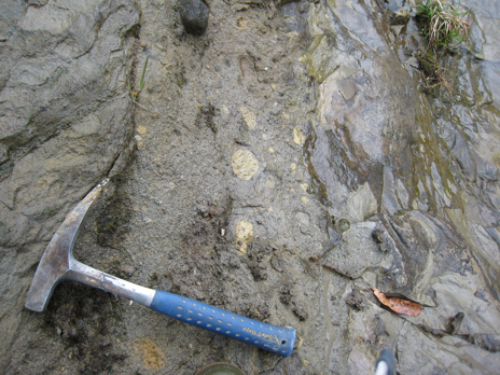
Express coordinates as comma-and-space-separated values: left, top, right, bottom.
345, 290, 365, 310
179, 0, 209, 35
292, 305, 308, 321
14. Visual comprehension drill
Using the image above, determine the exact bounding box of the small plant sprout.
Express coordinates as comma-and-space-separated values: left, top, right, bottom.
128, 56, 160, 115
417, 0, 471, 50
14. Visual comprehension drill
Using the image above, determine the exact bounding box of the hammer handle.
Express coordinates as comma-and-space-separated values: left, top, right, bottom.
150, 290, 295, 357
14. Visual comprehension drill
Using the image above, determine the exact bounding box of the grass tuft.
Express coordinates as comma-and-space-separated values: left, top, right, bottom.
128, 56, 159, 115
416, 0, 471, 50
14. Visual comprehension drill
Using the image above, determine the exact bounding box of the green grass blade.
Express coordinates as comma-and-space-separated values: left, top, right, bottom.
128, 79, 135, 101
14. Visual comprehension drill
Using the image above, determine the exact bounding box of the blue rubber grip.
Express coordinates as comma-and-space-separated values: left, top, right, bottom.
150, 290, 295, 357
376, 349, 395, 375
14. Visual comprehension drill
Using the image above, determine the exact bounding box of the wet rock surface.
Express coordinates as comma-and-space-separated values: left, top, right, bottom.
2, 0, 500, 374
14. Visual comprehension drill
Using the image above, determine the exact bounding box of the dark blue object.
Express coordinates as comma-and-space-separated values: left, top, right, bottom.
151, 290, 296, 357
376, 349, 395, 375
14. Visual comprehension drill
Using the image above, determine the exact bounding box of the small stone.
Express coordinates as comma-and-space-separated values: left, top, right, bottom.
137, 125, 147, 136
235, 16, 248, 29
240, 106, 257, 129
293, 128, 306, 145
231, 150, 259, 180
345, 290, 365, 310
118, 265, 136, 277
235, 221, 253, 254
291, 163, 296, 170
292, 305, 308, 321
308, 254, 320, 263
179, 0, 209, 35
301, 196, 308, 205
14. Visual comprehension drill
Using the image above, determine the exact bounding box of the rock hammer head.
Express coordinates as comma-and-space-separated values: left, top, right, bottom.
25, 180, 108, 312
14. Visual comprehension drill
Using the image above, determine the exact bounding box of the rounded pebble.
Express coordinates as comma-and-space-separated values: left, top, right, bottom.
179, 0, 209, 35
231, 150, 259, 180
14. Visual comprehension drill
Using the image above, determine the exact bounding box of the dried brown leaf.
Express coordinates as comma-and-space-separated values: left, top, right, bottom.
372, 288, 423, 317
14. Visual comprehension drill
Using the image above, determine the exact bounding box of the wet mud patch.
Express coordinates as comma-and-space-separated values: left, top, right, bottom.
94, 193, 134, 250
42, 283, 128, 374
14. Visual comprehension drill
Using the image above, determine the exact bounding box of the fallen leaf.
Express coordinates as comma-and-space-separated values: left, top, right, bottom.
372, 288, 423, 317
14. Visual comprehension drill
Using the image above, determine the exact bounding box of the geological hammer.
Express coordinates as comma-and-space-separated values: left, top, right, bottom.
25, 180, 295, 357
